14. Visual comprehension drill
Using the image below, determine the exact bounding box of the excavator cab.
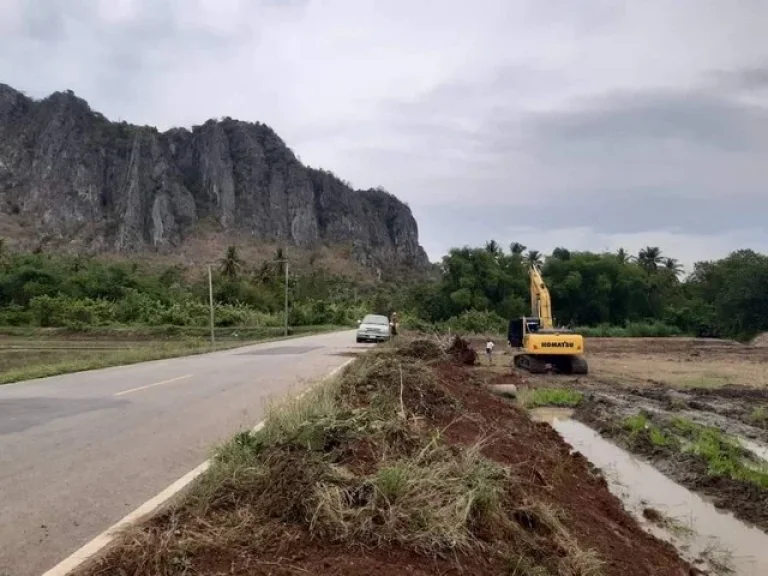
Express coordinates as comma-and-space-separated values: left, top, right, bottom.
507, 317, 541, 348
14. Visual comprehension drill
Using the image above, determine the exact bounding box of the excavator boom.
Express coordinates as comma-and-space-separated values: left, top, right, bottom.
529, 265, 553, 329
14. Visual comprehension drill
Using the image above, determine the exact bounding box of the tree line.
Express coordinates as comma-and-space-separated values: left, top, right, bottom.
0, 237, 764, 341
402, 241, 768, 340
0, 243, 373, 330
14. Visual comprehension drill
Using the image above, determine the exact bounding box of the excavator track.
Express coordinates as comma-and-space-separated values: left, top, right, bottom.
513, 353, 548, 374
513, 354, 588, 375
570, 356, 588, 375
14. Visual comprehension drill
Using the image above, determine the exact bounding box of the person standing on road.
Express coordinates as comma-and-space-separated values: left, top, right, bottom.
485, 338, 495, 365
390, 311, 399, 337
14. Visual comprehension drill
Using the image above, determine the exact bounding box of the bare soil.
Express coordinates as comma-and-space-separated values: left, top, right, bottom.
491, 337, 768, 536
80, 343, 695, 576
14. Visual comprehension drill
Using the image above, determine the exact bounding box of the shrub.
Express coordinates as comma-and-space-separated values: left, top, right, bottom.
445, 310, 507, 335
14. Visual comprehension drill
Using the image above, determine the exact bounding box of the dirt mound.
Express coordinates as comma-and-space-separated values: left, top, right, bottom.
398, 338, 445, 360
82, 353, 692, 576
752, 332, 768, 347
447, 336, 477, 366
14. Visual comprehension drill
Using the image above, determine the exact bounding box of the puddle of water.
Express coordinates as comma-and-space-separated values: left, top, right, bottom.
529, 407, 574, 424
739, 437, 768, 463
530, 408, 768, 576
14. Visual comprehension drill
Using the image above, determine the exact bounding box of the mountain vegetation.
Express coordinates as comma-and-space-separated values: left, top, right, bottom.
0, 243, 388, 331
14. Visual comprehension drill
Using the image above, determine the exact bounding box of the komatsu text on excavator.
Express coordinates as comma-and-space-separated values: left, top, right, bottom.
507, 265, 588, 374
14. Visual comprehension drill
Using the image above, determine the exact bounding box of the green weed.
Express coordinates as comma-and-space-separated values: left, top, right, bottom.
623, 413, 650, 435
374, 465, 411, 502
748, 407, 768, 428
673, 418, 768, 488
622, 413, 671, 447
519, 388, 583, 409
649, 427, 671, 447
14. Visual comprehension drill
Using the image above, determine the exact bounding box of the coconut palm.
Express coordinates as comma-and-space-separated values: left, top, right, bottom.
616, 248, 635, 264
524, 249, 543, 267
484, 240, 502, 257
664, 257, 684, 277
220, 245, 244, 280
509, 242, 527, 256
638, 246, 663, 272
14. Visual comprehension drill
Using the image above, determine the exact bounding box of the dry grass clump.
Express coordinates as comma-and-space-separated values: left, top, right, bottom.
397, 338, 447, 361
310, 439, 506, 555
337, 352, 455, 418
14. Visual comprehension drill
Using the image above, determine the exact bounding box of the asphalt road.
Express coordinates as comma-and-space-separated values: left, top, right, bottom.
0, 330, 363, 576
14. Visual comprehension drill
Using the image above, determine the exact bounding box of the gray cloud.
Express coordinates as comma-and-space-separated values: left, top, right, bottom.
1, 0, 768, 264
709, 64, 768, 92
525, 90, 768, 152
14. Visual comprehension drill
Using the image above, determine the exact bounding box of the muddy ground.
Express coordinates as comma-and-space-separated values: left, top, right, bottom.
81, 340, 694, 576
483, 336, 768, 539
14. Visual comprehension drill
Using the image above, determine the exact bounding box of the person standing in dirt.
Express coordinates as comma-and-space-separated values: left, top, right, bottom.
485, 338, 495, 365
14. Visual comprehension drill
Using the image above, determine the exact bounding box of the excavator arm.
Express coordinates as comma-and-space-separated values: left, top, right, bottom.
509, 263, 587, 374
529, 265, 553, 329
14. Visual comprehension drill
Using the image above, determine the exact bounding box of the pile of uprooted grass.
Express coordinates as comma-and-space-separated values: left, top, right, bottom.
81, 341, 678, 576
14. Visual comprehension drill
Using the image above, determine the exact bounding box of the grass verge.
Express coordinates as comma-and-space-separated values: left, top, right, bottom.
0, 327, 340, 385
519, 388, 584, 409
0, 340, 238, 384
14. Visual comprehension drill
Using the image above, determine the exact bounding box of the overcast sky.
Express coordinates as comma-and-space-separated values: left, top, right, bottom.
2, 0, 767, 267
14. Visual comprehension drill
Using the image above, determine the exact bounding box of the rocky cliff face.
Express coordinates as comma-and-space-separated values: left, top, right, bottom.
0, 84, 429, 268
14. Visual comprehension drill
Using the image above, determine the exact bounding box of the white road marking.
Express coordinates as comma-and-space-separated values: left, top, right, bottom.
42, 357, 355, 576
113, 374, 193, 397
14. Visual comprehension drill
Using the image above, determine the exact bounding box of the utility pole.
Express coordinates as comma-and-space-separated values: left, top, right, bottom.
284, 261, 289, 337
208, 264, 215, 344
271, 258, 290, 337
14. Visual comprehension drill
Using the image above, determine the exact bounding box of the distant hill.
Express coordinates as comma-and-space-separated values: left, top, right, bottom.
0, 84, 429, 271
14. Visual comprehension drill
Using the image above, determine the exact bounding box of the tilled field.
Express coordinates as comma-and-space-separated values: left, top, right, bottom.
80, 338, 693, 576
496, 337, 768, 549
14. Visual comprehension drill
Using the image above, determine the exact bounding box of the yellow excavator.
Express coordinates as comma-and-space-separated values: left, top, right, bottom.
507, 264, 588, 374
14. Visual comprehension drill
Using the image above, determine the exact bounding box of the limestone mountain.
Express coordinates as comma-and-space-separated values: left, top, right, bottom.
0, 83, 429, 269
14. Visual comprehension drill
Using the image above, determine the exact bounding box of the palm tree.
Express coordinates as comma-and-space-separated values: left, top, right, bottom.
509, 242, 527, 256
664, 257, 684, 277
220, 245, 243, 280
524, 249, 543, 267
252, 261, 271, 284
616, 248, 635, 265
484, 240, 502, 257
637, 246, 663, 272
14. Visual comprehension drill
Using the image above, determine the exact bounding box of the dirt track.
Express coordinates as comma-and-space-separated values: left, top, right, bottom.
492, 337, 768, 549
